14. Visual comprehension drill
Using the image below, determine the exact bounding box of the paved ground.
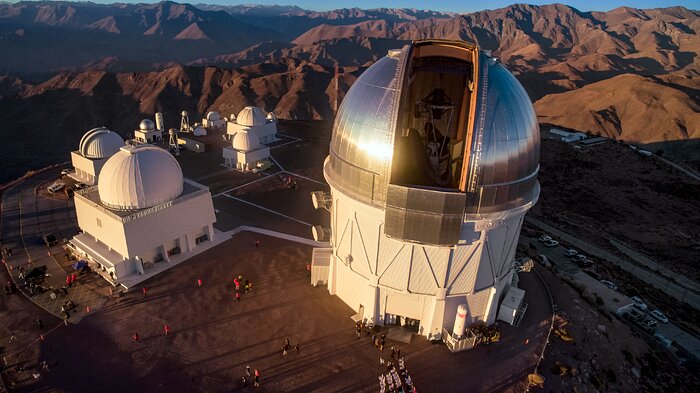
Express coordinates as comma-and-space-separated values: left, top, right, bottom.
526, 217, 700, 309
1, 169, 109, 323
1, 231, 551, 392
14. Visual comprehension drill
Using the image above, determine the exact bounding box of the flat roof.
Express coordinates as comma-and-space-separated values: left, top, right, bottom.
75, 179, 208, 221
501, 286, 525, 309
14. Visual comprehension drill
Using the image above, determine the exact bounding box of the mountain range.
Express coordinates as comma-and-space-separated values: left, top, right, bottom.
0, 1, 698, 182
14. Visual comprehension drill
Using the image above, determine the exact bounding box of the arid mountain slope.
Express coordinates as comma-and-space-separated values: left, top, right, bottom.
0, 60, 356, 182
534, 74, 700, 143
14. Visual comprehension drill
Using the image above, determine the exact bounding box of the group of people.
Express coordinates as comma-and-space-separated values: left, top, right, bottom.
241, 365, 261, 388
379, 357, 415, 393
233, 275, 253, 302
60, 300, 77, 319
281, 338, 300, 356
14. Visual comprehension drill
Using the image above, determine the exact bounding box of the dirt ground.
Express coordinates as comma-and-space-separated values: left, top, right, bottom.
531, 137, 700, 281
532, 265, 699, 393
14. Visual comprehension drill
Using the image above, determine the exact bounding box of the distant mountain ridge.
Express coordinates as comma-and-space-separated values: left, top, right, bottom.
0, 1, 698, 183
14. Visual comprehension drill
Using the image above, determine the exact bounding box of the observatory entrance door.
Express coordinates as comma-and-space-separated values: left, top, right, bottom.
386, 314, 420, 333
385, 293, 423, 333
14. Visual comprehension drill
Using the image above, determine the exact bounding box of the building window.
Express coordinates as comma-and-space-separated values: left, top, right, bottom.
96, 218, 102, 227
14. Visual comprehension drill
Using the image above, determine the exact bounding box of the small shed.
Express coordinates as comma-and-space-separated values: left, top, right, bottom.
497, 286, 526, 325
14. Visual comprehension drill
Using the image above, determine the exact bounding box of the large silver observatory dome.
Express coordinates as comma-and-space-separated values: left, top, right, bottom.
325, 40, 540, 245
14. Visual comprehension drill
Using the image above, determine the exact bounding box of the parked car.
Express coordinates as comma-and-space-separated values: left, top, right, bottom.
650, 310, 669, 323
47, 182, 65, 193
60, 168, 73, 176
538, 235, 552, 242
653, 333, 673, 348
623, 306, 645, 321
41, 234, 58, 247
641, 317, 658, 330
535, 254, 552, 268
74, 182, 88, 190
572, 254, 587, 262
600, 280, 618, 291
631, 296, 648, 311
543, 239, 559, 247
564, 249, 578, 257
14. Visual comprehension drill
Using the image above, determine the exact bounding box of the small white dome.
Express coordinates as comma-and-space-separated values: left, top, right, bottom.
139, 119, 155, 131
98, 145, 183, 211
181, 110, 188, 116
230, 113, 237, 121
266, 112, 277, 122
236, 106, 266, 127
206, 111, 220, 121
232, 130, 261, 152
78, 127, 123, 159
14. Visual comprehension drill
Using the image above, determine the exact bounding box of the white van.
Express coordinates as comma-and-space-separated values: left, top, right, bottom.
47, 182, 65, 193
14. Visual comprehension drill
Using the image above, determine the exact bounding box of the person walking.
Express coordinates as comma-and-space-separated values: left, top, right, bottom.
234, 277, 240, 291
197, 278, 202, 288
246, 365, 251, 378
241, 376, 247, 387
133, 332, 140, 343
380, 334, 385, 351
163, 324, 170, 336
143, 287, 147, 298
235, 292, 240, 302
254, 369, 260, 387
295, 344, 300, 354
70, 273, 76, 285
36, 318, 43, 330
255, 240, 260, 248
8, 332, 16, 343
66, 275, 71, 288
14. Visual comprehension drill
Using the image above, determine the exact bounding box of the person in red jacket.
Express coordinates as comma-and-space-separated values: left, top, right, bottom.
163, 324, 170, 336
70, 273, 76, 284
142, 287, 147, 298
132, 332, 140, 343
65, 275, 71, 287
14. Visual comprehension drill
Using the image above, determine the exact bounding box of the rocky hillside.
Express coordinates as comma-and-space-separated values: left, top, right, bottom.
1, 2, 699, 181
535, 74, 700, 143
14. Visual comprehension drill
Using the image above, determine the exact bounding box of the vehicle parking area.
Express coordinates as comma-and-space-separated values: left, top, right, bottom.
520, 225, 700, 361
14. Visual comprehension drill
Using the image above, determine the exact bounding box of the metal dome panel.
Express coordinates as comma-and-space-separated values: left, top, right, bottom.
237, 106, 267, 127
325, 40, 539, 220
78, 127, 124, 159
326, 47, 409, 206
98, 145, 183, 211
232, 130, 261, 152
464, 56, 540, 216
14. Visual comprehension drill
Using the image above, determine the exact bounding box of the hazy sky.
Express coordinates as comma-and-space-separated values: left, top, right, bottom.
10, 1, 698, 13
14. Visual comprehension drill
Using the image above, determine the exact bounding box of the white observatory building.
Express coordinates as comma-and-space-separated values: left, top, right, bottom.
69, 145, 216, 288
311, 40, 540, 339
222, 129, 271, 171
133, 119, 163, 143
70, 127, 124, 185
202, 111, 226, 129
226, 106, 277, 144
